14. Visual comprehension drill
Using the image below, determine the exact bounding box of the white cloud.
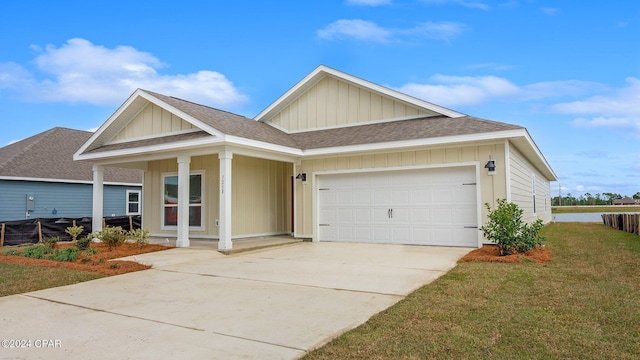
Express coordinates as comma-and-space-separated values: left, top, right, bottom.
0, 38, 248, 107
419, 0, 489, 10
554, 77, 640, 136
345, 0, 392, 6
397, 74, 519, 106
317, 19, 392, 43
317, 19, 466, 43
541, 7, 559, 15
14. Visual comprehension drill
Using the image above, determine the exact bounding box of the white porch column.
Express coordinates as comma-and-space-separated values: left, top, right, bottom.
176, 155, 191, 247
218, 151, 233, 250
92, 165, 104, 233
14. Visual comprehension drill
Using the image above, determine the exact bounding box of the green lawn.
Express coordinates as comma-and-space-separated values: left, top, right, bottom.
304, 223, 640, 359
0, 263, 103, 297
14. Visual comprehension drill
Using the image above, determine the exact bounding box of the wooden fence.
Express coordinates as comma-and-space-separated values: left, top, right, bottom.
601, 213, 640, 236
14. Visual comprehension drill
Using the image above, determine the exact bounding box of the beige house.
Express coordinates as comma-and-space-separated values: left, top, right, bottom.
75, 65, 557, 250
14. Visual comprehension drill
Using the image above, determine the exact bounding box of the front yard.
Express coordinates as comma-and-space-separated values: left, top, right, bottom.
305, 223, 640, 359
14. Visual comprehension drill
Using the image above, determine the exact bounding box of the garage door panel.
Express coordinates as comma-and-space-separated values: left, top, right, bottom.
318, 166, 478, 247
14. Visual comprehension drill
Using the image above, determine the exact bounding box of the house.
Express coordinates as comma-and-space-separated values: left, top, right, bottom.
74, 65, 557, 250
0, 127, 142, 222
613, 197, 640, 205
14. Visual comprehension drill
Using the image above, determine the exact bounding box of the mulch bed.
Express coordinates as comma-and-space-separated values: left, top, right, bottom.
0, 242, 172, 276
459, 244, 552, 264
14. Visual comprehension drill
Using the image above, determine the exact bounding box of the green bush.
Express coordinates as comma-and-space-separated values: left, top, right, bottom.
65, 225, 84, 241
3, 249, 21, 256
53, 248, 78, 262
75, 236, 92, 250
92, 226, 127, 250
42, 236, 60, 249
21, 245, 55, 259
85, 248, 98, 255
128, 228, 150, 247
480, 199, 546, 255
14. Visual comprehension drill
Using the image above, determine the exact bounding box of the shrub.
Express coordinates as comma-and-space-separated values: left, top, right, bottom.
128, 228, 150, 247
92, 226, 127, 250
3, 249, 21, 256
75, 236, 92, 251
480, 199, 546, 255
85, 248, 98, 255
42, 236, 60, 249
65, 225, 84, 242
21, 245, 55, 259
53, 248, 78, 262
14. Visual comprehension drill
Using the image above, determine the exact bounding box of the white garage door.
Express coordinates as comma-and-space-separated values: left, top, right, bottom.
318, 166, 478, 247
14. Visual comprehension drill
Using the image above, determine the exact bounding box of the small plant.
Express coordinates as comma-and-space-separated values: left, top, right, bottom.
21, 245, 55, 259
65, 225, 84, 242
53, 248, 78, 262
85, 248, 98, 255
3, 249, 21, 256
110, 262, 120, 269
128, 228, 150, 248
42, 236, 60, 249
93, 226, 127, 250
75, 236, 92, 251
480, 199, 546, 256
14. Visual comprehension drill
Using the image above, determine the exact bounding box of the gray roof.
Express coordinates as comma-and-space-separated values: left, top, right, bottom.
0, 127, 142, 184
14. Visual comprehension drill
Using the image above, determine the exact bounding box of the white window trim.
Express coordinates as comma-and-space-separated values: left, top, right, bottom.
125, 189, 142, 216
161, 170, 205, 231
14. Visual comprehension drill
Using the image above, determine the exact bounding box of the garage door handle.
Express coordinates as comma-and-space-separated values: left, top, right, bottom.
388, 209, 393, 218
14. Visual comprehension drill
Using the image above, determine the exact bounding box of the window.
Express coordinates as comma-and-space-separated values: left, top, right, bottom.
532, 174, 537, 214
126, 190, 141, 215
162, 172, 203, 229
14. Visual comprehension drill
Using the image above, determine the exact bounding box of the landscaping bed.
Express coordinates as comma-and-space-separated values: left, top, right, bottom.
459, 244, 552, 264
0, 242, 172, 276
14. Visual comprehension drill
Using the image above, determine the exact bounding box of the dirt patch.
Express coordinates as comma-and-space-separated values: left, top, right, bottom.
459, 244, 551, 264
0, 242, 173, 276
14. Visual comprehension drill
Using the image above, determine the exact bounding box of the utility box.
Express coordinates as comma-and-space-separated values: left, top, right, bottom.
26, 194, 35, 212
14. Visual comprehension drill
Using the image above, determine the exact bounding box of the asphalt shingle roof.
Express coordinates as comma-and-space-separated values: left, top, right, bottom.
0, 127, 142, 183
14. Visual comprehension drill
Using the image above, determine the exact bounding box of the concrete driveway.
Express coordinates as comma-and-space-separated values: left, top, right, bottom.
0, 242, 471, 359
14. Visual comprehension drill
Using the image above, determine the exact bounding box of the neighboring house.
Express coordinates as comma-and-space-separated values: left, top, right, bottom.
75, 65, 557, 250
0, 127, 143, 222
613, 197, 640, 205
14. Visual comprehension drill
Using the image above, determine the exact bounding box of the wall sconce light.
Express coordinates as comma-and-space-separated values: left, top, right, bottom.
484, 157, 496, 175
295, 171, 307, 183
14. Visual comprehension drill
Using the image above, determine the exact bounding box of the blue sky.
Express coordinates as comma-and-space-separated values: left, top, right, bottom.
0, 0, 638, 198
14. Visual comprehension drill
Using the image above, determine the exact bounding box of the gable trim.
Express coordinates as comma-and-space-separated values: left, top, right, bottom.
266, 113, 445, 134
108, 128, 204, 145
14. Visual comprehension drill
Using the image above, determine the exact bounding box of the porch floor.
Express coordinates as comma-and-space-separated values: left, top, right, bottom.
148, 235, 305, 255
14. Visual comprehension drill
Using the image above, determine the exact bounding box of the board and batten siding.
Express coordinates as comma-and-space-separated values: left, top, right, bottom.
294, 143, 507, 238
508, 143, 552, 223
144, 154, 291, 239
111, 103, 195, 143
268, 76, 437, 132
0, 180, 141, 222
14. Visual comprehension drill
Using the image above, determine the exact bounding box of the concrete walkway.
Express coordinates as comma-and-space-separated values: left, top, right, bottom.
0, 242, 471, 359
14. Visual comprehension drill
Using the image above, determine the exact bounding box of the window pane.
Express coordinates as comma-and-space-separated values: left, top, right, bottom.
128, 192, 139, 202
189, 206, 202, 227
164, 207, 177, 226
164, 176, 178, 205
128, 203, 139, 214
190, 174, 202, 204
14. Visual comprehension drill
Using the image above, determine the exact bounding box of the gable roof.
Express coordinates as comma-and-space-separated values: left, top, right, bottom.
255, 65, 465, 123
75, 66, 556, 181
0, 127, 142, 184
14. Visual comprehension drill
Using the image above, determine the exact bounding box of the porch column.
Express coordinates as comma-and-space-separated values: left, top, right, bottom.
176, 155, 191, 247
218, 151, 233, 250
92, 165, 104, 234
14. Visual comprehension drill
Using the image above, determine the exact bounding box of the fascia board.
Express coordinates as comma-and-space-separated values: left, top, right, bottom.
520, 130, 558, 181
0, 176, 141, 187
223, 135, 303, 157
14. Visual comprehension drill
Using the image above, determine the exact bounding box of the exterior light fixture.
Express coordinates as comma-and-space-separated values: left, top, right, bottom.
484, 158, 496, 175
295, 171, 307, 183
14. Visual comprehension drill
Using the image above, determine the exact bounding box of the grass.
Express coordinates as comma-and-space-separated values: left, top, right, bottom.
0, 263, 103, 297
553, 205, 640, 213
304, 223, 640, 360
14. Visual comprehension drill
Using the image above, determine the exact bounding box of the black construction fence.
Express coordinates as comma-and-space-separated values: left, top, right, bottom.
0, 215, 141, 247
